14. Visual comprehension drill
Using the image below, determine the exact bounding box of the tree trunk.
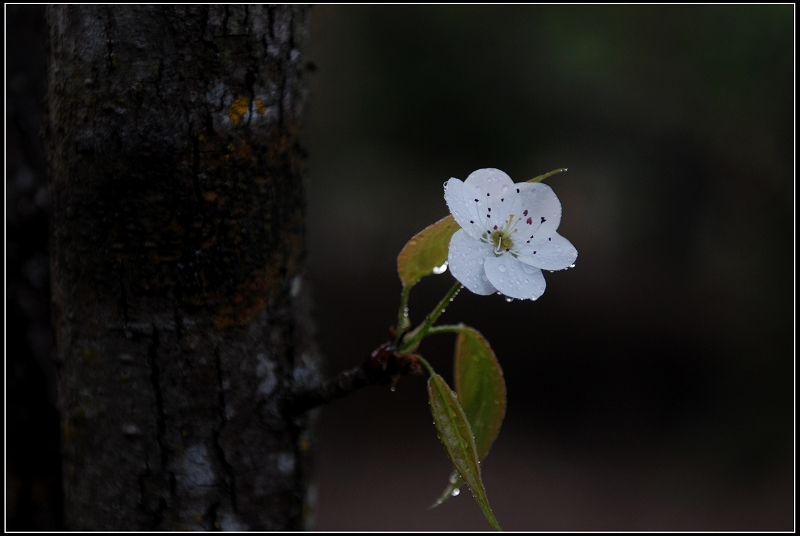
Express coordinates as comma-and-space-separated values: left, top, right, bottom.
46, 5, 318, 530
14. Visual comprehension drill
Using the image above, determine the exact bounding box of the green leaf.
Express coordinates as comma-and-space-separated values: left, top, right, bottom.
428, 374, 502, 531
397, 215, 460, 288
432, 326, 506, 508
455, 327, 506, 460
528, 167, 568, 183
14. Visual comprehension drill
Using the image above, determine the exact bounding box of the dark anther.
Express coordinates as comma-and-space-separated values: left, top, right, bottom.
541, 217, 546, 223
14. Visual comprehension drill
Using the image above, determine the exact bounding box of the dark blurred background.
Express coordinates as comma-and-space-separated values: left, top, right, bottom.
7, 5, 794, 530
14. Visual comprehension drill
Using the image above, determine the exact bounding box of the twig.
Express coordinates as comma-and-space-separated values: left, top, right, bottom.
291, 342, 423, 414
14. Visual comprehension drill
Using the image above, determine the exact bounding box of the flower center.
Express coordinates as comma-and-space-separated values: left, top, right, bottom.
481, 213, 530, 257
490, 229, 514, 253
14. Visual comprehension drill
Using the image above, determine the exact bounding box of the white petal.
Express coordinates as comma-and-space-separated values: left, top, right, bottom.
517, 232, 578, 271
507, 182, 562, 246
448, 229, 496, 295
462, 169, 517, 231
484, 255, 546, 300
444, 178, 484, 240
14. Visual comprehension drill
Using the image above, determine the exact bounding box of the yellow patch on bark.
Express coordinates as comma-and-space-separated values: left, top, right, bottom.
228, 96, 251, 123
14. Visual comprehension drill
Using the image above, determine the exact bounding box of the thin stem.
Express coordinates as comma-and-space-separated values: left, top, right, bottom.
426, 324, 466, 336
395, 284, 413, 346
415, 354, 436, 377
400, 282, 462, 353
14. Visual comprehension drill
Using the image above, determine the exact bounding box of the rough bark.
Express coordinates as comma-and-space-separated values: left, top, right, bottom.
46, 5, 318, 530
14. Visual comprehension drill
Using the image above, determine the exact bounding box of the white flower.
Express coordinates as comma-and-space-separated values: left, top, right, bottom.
444, 168, 577, 300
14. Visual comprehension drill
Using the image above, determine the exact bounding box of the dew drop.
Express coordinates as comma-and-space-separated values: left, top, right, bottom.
498, 264, 507, 273
451, 488, 461, 497
432, 261, 448, 274
505, 297, 514, 303
478, 258, 484, 264
569, 263, 576, 268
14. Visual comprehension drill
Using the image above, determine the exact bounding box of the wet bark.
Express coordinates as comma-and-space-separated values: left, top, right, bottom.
46, 5, 318, 530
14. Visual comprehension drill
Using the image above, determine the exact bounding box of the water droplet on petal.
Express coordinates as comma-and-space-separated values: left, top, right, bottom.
569, 263, 576, 268
498, 264, 507, 273
478, 257, 484, 264
505, 297, 514, 303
